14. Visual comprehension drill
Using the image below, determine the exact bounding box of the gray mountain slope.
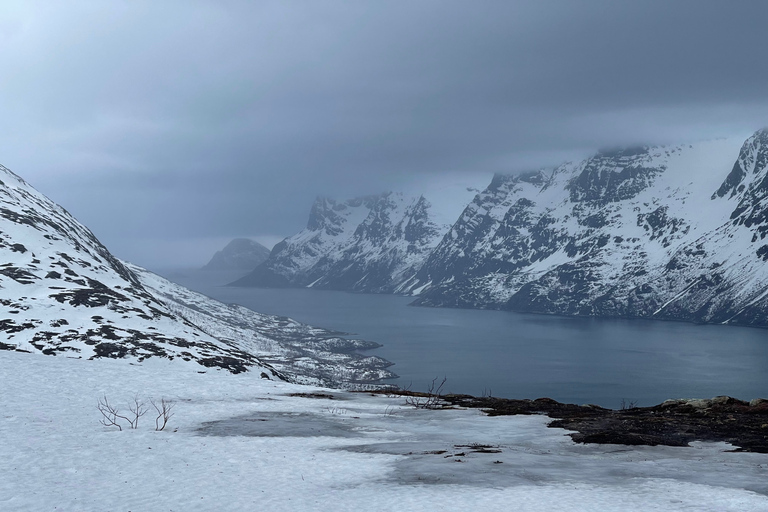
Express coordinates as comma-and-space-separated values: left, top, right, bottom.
202, 238, 271, 272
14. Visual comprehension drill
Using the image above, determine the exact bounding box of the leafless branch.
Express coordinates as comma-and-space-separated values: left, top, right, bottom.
405, 376, 447, 409
620, 398, 638, 410
128, 394, 148, 429
150, 398, 175, 431
98, 395, 149, 430
97, 396, 130, 431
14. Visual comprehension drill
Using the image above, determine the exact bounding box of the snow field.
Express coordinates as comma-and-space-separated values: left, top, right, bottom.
1, 350, 767, 511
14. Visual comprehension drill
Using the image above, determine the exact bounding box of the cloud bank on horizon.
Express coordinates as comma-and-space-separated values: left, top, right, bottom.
1, 0, 767, 268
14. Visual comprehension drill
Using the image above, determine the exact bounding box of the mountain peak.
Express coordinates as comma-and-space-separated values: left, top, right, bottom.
202, 238, 270, 272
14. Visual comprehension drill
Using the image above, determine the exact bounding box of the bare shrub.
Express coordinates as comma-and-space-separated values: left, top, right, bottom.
405, 376, 447, 409
97, 395, 141, 431
128, 394, 148, 429
98, 395, 173, 431
620, 398, 638, 410
150, 398, 175, 431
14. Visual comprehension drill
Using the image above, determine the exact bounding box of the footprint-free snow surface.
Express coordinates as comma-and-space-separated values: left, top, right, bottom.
1, 350, 766, 511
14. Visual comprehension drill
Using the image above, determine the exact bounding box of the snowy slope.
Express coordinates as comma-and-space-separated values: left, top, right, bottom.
0, 163, 394, 384
132, 264, 395, 385
412, 132, 768, 326
1, 349, 767, 511
235, 177, 486, 293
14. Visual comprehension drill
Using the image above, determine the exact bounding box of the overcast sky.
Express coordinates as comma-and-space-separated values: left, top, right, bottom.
2, 1, 768, 269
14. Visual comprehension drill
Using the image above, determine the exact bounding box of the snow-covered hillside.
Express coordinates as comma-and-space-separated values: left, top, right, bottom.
132, 264, 394, 385
0, 163, 394, 385
234, 177, 485, 293
412, 131, 768, 327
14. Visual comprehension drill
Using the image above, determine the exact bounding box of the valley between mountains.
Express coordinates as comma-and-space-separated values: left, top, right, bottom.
1, 134, 767, 510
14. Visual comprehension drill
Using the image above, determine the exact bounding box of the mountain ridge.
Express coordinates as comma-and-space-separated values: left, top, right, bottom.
234, 131, 768, 328
232, 177, 486, 293
202, 238, 270, 272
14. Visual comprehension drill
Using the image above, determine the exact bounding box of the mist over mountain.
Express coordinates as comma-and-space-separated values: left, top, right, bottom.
0, 163, 394, 385
202, 238, 270, 272
235, 130, 768, 328
232, 177, 486, 292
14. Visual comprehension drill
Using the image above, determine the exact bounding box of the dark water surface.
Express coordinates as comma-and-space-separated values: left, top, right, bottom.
165, 270, 767, 408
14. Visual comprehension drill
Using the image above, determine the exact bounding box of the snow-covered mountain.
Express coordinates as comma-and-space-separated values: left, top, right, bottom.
412, 132, 768, 327
202, 238, 270, 272
234, 130, 768, 328
0, 164, 394, 385
234, 178, 485, 293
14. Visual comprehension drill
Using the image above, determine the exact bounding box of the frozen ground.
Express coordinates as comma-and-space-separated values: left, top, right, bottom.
1, 350, 766, 511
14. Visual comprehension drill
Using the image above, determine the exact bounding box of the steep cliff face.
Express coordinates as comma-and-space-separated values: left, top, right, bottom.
234, 181, 483, 293
232, 131, 768, 327
412, 132, 768, 327
232, 195, 383, 288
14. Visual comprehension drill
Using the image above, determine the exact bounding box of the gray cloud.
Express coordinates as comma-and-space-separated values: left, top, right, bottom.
2, 0, 768, 268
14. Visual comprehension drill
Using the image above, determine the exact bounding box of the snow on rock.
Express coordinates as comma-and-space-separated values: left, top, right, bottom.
0, 163, 394, 385
409, 132, 768, 327
233, 177, 486, 294
131, 264, 395, 385
233, 131, 768, 327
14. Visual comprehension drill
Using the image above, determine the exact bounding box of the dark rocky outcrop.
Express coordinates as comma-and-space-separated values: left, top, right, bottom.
440, 394, 768, 453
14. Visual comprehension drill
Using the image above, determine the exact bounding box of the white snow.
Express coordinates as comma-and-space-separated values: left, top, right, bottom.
0, 161, 396, 385
409, 135, 768, 319
260, 172, 490, 293
1, 350, 766, 512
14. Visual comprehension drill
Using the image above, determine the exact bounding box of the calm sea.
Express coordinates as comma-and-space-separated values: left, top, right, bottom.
163, 269, 768, 408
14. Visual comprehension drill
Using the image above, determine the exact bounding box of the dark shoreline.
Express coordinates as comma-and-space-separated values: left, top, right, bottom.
389, 391, 768, 453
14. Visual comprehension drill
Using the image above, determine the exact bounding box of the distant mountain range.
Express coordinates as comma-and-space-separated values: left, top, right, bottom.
0, 164, 394, 386
235, 130, 768, 328
232, 180, 484, 292
202, 238, 270, 272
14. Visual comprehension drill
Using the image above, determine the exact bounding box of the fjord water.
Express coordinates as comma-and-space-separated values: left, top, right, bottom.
168, 270, 767, 409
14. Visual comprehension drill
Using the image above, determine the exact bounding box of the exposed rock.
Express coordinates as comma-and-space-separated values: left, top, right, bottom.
439, 394, 768, 453
409, 132, 768, 327
233, 182, 483, 293
240, 131, 768, 327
